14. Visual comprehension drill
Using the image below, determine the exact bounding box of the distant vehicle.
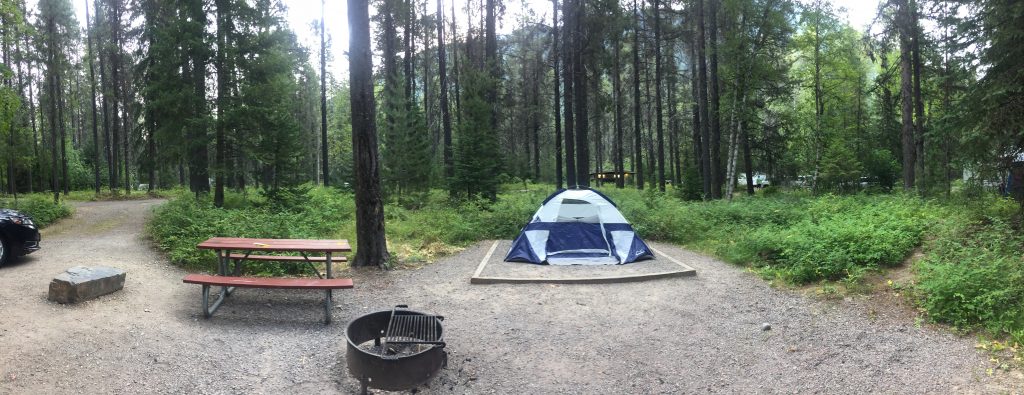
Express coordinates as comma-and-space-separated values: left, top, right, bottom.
736, 173, 771, 187
0, 208, 41, 266
793, 175, 814, 188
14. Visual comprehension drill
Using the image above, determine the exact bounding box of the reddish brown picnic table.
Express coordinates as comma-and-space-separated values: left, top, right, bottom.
184, 237, 353, 323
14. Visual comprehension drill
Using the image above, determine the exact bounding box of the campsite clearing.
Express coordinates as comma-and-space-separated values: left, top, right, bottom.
0, 200, 1020, 393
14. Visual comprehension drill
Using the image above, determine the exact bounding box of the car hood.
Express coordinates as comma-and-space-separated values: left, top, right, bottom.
0, 208, 27, 218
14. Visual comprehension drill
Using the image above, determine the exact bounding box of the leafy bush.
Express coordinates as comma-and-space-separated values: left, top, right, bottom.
0, 194, 73, 227
746, 196, 935, 283
916, 205, 1024, 344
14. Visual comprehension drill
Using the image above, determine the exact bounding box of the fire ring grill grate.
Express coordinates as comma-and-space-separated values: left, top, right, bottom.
380, 305, 445, 358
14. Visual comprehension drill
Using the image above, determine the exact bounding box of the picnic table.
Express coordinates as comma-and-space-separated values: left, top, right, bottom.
183, 237, 354, 323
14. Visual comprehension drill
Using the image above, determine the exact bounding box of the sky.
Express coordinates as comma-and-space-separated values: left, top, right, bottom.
61, 0, 881, 80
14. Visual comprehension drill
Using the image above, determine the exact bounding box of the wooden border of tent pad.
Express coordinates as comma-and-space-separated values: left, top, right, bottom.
470, 241, 697, 285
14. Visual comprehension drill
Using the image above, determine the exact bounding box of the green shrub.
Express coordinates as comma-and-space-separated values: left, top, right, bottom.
0, 194, 73, 227
747, 196, 935, 283
916, 213, 1024, 345
149, 186, 540, 272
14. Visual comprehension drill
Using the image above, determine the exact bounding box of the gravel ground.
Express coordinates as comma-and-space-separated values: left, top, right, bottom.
0, 200, 1020, 394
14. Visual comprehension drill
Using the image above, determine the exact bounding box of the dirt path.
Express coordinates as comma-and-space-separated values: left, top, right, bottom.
0, 200, 1020, 394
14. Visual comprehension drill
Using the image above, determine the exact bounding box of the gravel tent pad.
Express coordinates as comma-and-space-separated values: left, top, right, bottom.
473, 240, 696, 284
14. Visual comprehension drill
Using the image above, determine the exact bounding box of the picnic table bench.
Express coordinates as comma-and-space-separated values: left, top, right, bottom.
183, 237, 353, 324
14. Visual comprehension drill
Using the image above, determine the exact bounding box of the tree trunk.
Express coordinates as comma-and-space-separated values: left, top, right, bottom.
24, 31, 37, 194
811, 4, 824, 193
108, 0, 123, 193
186, 0, 209, 195
438, 0, 453, 179
85, 0, 101, 194
742, 118, 754, 195
320, 0, 329, 186
668, 54, 680, 186
533, 53, 542, 180
59, 73, 69, 196
911, 0, 925, 195
632, 0, 643, 190
572, 0, 588, 188
689, 38, 701, 172
2, 12, 15, 196
45, 14, 59, 203
95, 0, 113, 192
707, 0, 721, 198
450, 2, 462, 124
404, 0, 415, 104
652, 0, 665, 192
214, 0, 229, 207
696, 0, 711, 199
591, 64, 602, 187
898, 0, 915, 191
552, 0, 563, 189
562, 0, 576, 187
348, 0, 390, 267
613, 31, 624, 189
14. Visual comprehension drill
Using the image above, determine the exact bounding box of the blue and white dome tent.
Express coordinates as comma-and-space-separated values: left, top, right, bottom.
504, 188, 654, 265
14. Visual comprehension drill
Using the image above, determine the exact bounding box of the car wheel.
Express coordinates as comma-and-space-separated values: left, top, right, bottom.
0, 236, 9, 267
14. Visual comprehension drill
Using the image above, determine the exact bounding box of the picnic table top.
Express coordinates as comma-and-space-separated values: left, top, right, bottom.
197, 237, 352, 252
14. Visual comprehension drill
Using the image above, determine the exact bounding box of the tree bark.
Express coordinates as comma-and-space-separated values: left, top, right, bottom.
95, 0, 113, 192
438, 0, 453, 179
23, 29, 38, 194
552, 0, 563, 189
652, 0, 665, 192
632, 0, 643, 190
214, 0, 229, 207
320, 0, 329, 186
45, 12, 59, 202
689, 36, 701, 171
186, 0, 209, 195
348, 0, 390, 267
404, 0, 415, 104
3, 12, 15, 196
85, 0, 101, 194
562, 0, 576, 187
707, 0, 721, 198
450, 2, 462, 123
572, 0, 588, 188
613, 30, 624, 189
898, 0, 915, 191
811, 3, 824, 193
533, 52, 542, 180
911, 0, 925, 195
696, 0, 711, 199
59, 73, 69, 196
108, 0, 123, 192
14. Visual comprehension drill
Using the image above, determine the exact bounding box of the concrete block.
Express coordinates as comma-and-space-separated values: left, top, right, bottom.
48, 266, 126, 304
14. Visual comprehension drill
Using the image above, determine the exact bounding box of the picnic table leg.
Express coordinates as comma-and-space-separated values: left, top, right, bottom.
324, 252, 333, 324
218, 249, 235, 297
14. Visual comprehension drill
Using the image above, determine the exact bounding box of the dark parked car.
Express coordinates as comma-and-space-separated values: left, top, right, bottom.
0, 208, 41, 266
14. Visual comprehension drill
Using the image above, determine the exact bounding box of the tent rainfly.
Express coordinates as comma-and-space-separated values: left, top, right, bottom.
504, 188, 654, 265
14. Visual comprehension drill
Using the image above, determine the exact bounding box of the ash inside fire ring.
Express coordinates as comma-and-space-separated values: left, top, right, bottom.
357, 339, 433, 358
